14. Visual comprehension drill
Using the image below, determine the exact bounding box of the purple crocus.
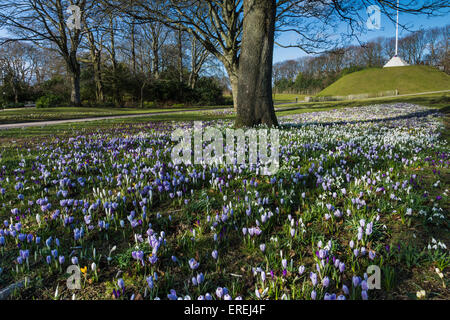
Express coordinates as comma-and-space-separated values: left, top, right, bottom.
322, 276, 330, 288
188, 258, 199, 270
310, 272, 318, 286
118, 278, 125, 292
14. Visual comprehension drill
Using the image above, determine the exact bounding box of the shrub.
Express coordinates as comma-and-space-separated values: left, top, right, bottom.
194, 78, 224, 106
2, 102, 26, 109
36, 94, 63, 108
142, 101, 156, 109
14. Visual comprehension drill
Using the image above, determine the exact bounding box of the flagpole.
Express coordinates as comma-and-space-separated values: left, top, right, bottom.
395, 0, 399, 56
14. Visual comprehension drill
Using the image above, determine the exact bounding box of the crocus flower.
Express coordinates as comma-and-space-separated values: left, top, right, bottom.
361, 290, 368, 300
352, 276, 361, 287
361, 280, 368, 291
343, 284, 349, 295
118, 278, 125, 291
310, 272, 318, 286
349, 240, 355, 249
298, 265, 305, 275
188, 258, 199, 270
259, 244, 266, 253
324, 293, 336, 300
216, 287, 224, 299
322, 276, 330, 288
167, 289, 177, 300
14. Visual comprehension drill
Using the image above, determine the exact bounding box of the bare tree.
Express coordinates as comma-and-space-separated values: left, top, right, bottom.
188, 35, 210, 89
400, 29, 428, 64
0, 0, 91, 106
0, 42, 34, 103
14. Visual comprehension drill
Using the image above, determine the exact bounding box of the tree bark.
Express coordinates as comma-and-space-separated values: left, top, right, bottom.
151, 33, 160, 79
189, 37, 197, 89
109, 16, 120, 106
69, 70, 81, 107
130, 21, 136, 75
235, 0, 278, 127
87, 29, 104, 104
12, 84, 19, 104
93, 53, 104, 103
178, 26, 184, 84
68, 52, 81, 107
229, 73, 238, 111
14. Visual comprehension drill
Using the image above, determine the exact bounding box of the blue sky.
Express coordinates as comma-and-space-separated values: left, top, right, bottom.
273, 8, 449, 63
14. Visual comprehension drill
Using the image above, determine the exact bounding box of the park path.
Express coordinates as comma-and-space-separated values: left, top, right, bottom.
0, 107, 228, 130
0, 102, 301, 130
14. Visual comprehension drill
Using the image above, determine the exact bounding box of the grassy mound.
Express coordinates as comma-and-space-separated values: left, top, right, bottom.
318, 65, 450, 97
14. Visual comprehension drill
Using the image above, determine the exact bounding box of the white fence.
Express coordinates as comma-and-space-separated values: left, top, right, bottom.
305, 90, 398, 102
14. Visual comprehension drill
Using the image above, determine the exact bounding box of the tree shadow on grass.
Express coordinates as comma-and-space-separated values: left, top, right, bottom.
282, 108, 445, 128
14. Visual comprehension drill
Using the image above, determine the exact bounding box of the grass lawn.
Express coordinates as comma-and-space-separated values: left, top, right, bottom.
272, 93, 306, 103
318, 65, 450, 97
0, 105, 232, 125
223, 93, 305, 104
276, 93, 450, 116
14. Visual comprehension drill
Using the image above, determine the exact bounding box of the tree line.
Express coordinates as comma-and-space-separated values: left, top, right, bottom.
0, 1, 228, 108
273, 25, 450, 95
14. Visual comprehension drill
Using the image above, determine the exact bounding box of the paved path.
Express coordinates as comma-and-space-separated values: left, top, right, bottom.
0, 102, 302, 130
0, 108, 230, 130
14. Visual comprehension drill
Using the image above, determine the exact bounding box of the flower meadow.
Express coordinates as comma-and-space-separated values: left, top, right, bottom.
0, 103, 448, 300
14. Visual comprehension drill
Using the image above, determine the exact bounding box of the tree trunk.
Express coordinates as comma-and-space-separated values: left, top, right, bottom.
93, 54, 104, 103
229, 73, 238, 111
189, 37, 197, 89
110, 16, 120, 106
178, 26, 183, 83
69, 71, 81, 107
12, 85, 18, 104
151, 34, 160, 79
131, 22, 136, 75
68, 52, 81, 107
86, 29, 104, 104
235, 0, 278, 127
